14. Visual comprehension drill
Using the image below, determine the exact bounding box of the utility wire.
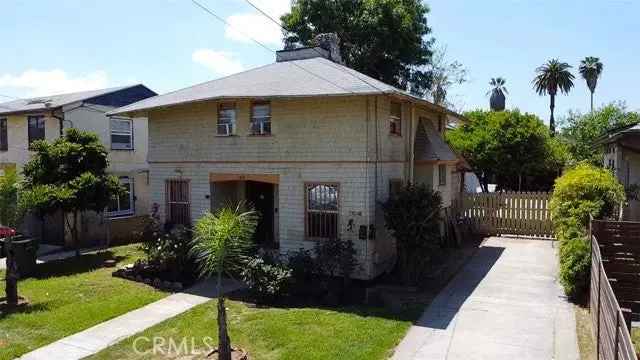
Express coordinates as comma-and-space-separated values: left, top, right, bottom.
190, 0, 359, 95
242, 0, 389, 94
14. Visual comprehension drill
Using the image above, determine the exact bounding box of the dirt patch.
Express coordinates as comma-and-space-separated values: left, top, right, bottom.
574, 304, 596, 360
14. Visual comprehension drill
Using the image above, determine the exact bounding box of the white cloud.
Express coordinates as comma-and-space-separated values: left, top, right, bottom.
224, 0, 290, 46
0, 69, 109, 97
192, 49, 244, 76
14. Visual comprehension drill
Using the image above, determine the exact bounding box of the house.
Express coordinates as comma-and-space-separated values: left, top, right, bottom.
0, 84, 157, 245
597, 123, 640, 220
109, 40, 467, 280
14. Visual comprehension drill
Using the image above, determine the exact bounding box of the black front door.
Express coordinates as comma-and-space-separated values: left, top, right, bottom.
245, 181, 275, 247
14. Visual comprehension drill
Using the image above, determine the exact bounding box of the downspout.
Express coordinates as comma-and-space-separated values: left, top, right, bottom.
409, 103, 415, 183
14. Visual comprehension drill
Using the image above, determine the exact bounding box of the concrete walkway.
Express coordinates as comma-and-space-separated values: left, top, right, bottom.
19, 278, 244, 360
392, 237, 579, 360
0, 244, 64, 270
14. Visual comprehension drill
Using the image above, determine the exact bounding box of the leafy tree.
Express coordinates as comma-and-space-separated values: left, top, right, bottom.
559, 102, 640, 165
579, 57, 604, 112
190, 203, 257, 360
20, 128, 121, 256
0, 169, 20, 307
281, 0, 435, 96
382, 183, 441, 285
487, 77, 508, 111
446, 109, 567, 192
533, 59, 575, 134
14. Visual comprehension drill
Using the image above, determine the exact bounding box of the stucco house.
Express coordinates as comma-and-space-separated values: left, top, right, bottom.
0, 84, 156, 245
110, 44, 466, 280
597, 123, 640, 220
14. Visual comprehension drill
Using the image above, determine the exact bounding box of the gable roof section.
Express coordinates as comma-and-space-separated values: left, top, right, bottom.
414, 119, 458, 162
593, 122, 640, 146
108, 57, 460, 118
0, 84, 155, 116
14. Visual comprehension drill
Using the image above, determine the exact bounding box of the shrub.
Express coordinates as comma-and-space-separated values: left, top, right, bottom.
550, 163, 625, 232
286, 249, 317, 296
558, 236, 591, 300
382, 183, 442, 285
550, 163, 625, 300
314, 238, 358, 279
241, 255, 292, 304
140, 225, 194, 280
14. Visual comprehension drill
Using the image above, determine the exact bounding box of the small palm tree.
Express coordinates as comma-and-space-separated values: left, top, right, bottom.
533, 59, 575, 134
579, 57, 603, 112
191, 203, 257, 360
487, 77, 508, 111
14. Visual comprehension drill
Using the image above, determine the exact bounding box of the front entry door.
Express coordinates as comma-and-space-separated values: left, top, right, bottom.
245, 181, 275, 247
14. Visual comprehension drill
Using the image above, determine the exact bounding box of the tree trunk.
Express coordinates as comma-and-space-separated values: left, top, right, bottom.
518, 173, 522, 192
217, 271, 232, 360
590, 91, 594, 113
73, 211, 80, 257
549, 94, 556, 135
5, 235, 19, 306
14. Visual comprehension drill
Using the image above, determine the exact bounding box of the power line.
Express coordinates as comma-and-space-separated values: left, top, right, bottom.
242, 0, 389, 94
190, 0, 359, 95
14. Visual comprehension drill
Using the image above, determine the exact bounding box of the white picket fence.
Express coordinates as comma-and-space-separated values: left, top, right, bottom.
456, 191, 553, 237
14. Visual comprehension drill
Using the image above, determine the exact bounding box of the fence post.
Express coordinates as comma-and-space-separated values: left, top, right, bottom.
597, 263, 602, 360
615, 311, 620, 360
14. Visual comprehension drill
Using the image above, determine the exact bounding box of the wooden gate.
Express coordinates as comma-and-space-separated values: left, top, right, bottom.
457, 191, 553, 237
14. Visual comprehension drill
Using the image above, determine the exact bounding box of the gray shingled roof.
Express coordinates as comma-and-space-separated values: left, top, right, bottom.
0, 85, 135, 115
414, 119, 458, 162
108, 57, 447, 116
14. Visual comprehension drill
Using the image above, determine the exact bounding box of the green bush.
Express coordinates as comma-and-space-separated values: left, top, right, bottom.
558, 237, 591, 299
241, 255, 292, 304
140, 225, 194, 280
550, 163, 625, 300
382, 183, 442, 285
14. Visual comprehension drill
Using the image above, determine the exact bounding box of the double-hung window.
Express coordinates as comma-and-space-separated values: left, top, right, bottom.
438, 164, 447, 186
217, 103, 236, 136
0, 118, 7, 151
250, 101, 271, 135
107, 176, 134, 217
389, 101, 402, 136
111, 118, 133, 150
27, 115, 45, 147
305, 183, 339, 240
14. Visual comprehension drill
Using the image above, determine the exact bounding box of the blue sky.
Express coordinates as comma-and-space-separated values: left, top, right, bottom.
1, 0, 638, 124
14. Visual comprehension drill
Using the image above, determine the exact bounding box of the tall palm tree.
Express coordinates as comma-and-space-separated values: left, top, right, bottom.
533, 59, 575, 134
579, 57, 603, 112
191, 203, 257, 360
487, 77, 508, 111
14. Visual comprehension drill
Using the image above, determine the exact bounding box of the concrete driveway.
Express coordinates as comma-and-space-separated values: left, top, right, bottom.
392, 237, 579, 360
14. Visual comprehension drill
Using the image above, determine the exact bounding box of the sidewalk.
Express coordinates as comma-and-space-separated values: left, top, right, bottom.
0, 244, 64, 270
18, 278, 244, 360
391, 237, 579, 360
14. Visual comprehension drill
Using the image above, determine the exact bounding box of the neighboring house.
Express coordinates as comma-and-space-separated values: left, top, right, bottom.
0, 85, 157, 245
596, 123, 640, 220
110, 41, 467, 280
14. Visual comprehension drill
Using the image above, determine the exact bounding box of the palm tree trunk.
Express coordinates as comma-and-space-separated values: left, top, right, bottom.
549, 94, 556, 136
590, 91, 594, 113
217, 271, 232, 360
5, 235, 19, 307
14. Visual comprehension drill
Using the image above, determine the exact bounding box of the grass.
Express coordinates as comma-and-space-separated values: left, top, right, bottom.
88, 300, 418, 360
632, 328, 640, 356
574, 304, 596, 360
0, 244, 166, 360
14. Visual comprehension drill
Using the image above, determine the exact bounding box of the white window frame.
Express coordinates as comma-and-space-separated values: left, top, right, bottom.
250, 101, 271, 135
111, 118, 133, 150
217, 103, 236, 136
438, 164, 447, 186
389, 101, 402, 136
107, 176, 134, 217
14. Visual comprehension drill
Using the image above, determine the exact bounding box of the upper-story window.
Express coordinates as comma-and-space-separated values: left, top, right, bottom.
111, 118, 133, 150
0, 118, 7, 151
217, 103, 236, 136
27, 115, 45, 147
438, 164, 447, 186
390, 101, 402, 136
250, 101, 271, 135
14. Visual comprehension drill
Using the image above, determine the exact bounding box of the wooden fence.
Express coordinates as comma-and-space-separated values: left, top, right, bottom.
456, 191, 553, 237
591, 220, 639, 360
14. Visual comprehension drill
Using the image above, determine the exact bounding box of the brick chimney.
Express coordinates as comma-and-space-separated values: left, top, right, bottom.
276, 33, 344, 64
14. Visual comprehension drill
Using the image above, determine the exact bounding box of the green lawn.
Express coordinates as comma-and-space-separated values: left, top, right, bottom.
88, 299, 418, 360
0, 244, 167, 360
